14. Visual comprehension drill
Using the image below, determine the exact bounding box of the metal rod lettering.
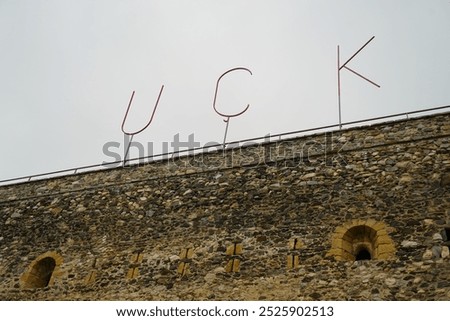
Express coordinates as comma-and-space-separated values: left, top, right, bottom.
123, 134, 134, 166
223, 117, 230, 148
212, 67, 253, 147
336, 36, 380, 129
339, 36, 375, 70
337, 45, 342, 129
121, 85, 164, 166
343, 66, 380, 88
121, 85, 164, 136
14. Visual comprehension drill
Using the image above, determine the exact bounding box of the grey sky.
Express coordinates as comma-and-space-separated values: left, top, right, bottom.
0, 0, 449, 181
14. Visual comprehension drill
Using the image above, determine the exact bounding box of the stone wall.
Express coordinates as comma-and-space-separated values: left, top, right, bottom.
0, 112, 449, 300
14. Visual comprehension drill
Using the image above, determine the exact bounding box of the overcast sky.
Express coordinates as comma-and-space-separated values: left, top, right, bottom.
0, 0, 449, 182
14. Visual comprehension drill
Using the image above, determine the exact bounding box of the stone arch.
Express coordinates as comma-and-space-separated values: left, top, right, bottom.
327, 219, 396, 261
20, 252, 63, 289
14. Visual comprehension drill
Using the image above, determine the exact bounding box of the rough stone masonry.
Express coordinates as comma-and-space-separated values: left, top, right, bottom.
0, 112, 449, 300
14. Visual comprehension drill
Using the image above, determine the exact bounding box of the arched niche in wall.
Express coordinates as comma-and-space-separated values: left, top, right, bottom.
327, 219, 396, 261
20, 252, 63, 289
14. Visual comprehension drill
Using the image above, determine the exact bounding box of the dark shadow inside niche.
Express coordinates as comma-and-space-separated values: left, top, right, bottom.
26, 257, 56, 288
443, 228, 450, 241
355, 248, 371, 261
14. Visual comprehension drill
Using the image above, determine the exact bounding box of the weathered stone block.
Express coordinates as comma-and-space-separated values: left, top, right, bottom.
441, 246, 450, 259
